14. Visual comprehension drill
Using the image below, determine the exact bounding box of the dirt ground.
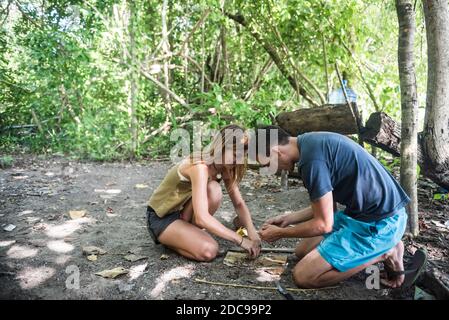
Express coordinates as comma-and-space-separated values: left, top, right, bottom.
1, 156, 448, 300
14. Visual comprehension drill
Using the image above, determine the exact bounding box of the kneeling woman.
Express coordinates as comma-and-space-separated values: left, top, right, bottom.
146, 125, 261, 261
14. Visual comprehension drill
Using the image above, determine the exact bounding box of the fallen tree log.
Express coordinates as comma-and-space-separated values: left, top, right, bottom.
360, 111, 424, 163
360, 112, 449, 189
276, 103, 360, 136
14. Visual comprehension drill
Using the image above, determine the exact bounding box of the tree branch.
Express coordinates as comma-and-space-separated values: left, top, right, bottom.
224, 12, 319, 107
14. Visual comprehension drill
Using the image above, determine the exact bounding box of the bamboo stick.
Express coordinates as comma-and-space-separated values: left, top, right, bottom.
228, 247, 295, 254
194, 278, 338, 293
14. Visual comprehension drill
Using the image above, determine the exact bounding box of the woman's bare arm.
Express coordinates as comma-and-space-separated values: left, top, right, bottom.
225, 178, 260, 242
186, 164, 242, 245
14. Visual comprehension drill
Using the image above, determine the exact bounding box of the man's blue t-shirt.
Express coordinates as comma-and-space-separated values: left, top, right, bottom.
297, 132, 410, 222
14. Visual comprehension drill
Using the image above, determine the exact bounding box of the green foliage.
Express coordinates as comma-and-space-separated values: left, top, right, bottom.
0, 0, 430, 160
0, 155, 14, 168
379, 156, 401, 173
433, 193, 448, 201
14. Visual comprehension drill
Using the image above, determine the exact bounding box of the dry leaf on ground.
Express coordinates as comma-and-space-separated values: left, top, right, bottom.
95, 267, 128, 279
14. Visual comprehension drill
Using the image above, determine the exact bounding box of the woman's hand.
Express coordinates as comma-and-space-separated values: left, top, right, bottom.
248, 228, 261, 245
249, 233, 262, 257
259, 224, 283, 243
240, 237, 261, 259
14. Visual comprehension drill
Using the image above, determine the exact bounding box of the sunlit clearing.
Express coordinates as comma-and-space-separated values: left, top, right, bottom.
129, 263, 147, 281
45, 217, 93, 238
54, 255, 72, 265
150, 264, 195, 298
47, 240, 74, 253
255, 268, 282, 282
16, 266, 55, 289
7, 245, 39, 259
0, 240, 16, 247
18, 210, 34, 216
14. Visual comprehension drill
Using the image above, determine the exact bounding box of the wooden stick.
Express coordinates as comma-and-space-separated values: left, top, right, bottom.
335, 63, 357, 122
228, 247, 295, 253
194, 278, 338, 292
335, 62, 363, 146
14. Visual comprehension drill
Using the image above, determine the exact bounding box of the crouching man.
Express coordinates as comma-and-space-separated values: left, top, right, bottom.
256, 126, 426, 289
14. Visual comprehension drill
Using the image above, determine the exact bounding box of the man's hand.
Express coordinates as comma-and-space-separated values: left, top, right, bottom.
259, 224, 283, 243
263, 213, 292, 228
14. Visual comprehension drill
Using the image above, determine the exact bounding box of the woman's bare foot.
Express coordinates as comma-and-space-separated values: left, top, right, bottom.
380, 241, 405, 288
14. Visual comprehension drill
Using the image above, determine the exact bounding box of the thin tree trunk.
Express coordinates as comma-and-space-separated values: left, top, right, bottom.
138, 65, 188, 107
221, 24, 230, 90
161, 0, 172, 121
422, 0, 449, 190
179, 9, 211, 51
397, 0, 419, 236
128, 0, 138, 158
212, 32, 222, 84
243, 57, 274, 101
58, 84, 80, 124
75, 89, 84, 114
30, 109, 44, 134
184, 42, 189, 88
200, 21, 205, 95
322, 34, 330, 101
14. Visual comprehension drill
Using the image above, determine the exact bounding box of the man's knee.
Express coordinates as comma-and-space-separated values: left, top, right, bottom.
292, 264, 315, 288
295, 245, 306, 260
207, 181, 222, 205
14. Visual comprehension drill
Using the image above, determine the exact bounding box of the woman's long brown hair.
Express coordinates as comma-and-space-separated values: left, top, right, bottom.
190, 124, 248, 190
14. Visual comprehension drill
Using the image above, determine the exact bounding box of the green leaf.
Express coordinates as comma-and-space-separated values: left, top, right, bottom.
433, 194, 448, 201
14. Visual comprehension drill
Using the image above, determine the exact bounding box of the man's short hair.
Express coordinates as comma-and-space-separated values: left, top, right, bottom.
255, 125, 291, 157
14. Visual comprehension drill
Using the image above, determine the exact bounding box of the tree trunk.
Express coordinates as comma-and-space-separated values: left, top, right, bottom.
161, 0, 172, 118
422, 0, 449, 190
276, 103, 360, 136
221, 24, 230, 90
128, 0, 138, 158
200, 20, 205, 95
397, 0, 419, 236
322, 34, 330, 100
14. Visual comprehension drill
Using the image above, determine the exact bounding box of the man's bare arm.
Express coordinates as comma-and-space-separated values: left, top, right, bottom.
285, 206, 314, 225
281, 191, 334, 238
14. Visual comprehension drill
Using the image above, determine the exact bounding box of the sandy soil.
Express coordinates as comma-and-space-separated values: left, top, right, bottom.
1, 156, 447, 300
